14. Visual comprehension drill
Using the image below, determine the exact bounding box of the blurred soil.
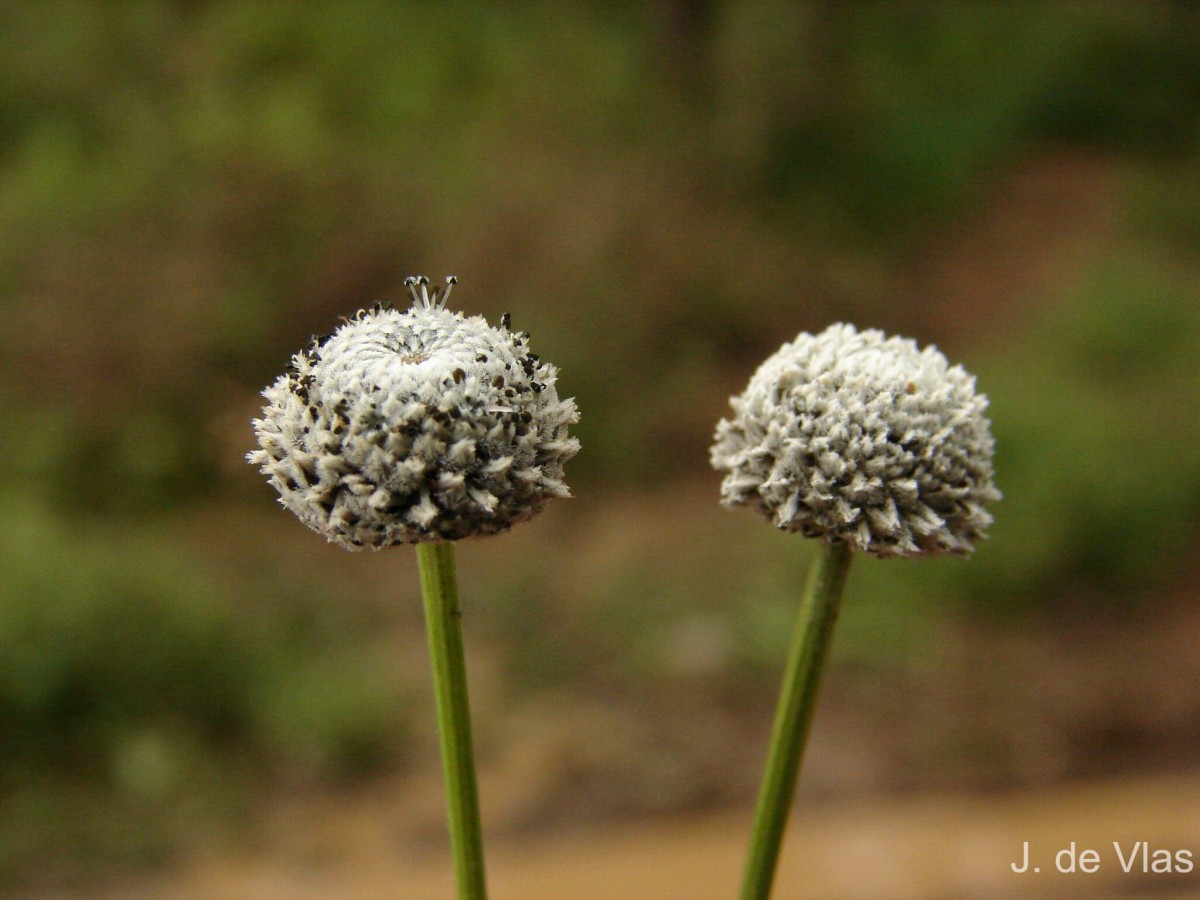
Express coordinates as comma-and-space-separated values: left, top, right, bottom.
58, 772, 1200, 900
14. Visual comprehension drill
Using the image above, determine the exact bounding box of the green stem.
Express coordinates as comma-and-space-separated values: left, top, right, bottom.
741, 541, 853, 900
416, 541, 487, 900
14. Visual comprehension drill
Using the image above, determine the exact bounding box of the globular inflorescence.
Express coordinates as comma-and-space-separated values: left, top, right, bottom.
711, 323, 999, 558
249, 277, 580, 549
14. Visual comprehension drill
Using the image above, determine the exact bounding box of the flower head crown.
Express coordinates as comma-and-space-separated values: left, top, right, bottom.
711, 323, 999, 557
249, 277, 580, 549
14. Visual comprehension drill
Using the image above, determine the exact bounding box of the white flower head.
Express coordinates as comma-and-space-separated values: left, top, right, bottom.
711, 323, 999, 558
249, 277, 580, 549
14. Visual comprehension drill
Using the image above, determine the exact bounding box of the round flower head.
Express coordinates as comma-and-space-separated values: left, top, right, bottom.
249, 277, 580, 549
711, 323, 999, 558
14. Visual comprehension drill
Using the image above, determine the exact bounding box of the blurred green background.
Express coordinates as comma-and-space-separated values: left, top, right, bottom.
2, 1, 1199, 895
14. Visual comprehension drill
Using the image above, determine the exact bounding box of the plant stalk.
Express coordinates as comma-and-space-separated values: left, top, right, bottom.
741, 540, 853, 900
417, 541, 487, 900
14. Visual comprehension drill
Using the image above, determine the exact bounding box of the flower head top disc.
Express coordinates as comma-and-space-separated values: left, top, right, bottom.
249, 277, 580, 549
711, 323, 999, 558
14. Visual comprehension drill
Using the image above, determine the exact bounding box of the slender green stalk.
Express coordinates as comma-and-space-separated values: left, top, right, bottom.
416, 541, 487, 900
741, 541, 853, 900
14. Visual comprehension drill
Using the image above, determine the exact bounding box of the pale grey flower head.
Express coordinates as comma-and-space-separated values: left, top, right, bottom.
711, 323, 999, 558
248, 277, 580, 549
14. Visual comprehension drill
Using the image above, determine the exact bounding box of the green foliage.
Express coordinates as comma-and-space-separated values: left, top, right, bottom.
719, 3, 1200, 238
1, 495, 246, 763
10, 405, 214, 515
967, 249, 1200, 606
1032, 3, 1200, 150
250, 642, 413, 780
0, 491, 415, 882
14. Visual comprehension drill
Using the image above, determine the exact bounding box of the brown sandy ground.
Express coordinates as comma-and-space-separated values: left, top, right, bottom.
67, 771, 1200, 900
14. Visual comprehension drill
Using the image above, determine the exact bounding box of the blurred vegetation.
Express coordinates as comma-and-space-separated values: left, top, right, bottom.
2, 0, 1199, 888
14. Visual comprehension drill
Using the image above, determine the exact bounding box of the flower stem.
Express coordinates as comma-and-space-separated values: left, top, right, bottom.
741, 540, 853, 900
416, 541, 487, 900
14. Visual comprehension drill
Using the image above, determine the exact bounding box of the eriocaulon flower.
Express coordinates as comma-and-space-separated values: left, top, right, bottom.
712, 323, 999, 558
249, 277, 580, 549
720, 324, 1000, 900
